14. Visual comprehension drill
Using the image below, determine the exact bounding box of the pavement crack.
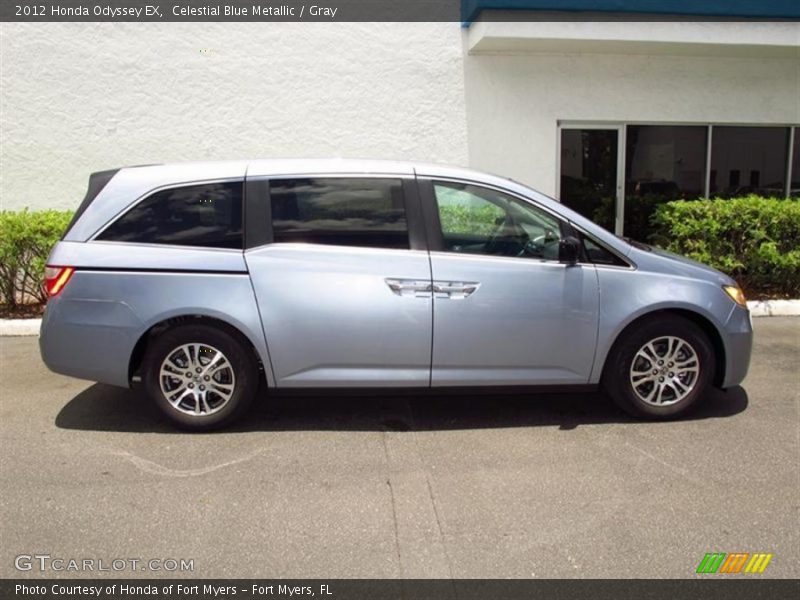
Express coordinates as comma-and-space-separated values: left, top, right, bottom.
426, 475, 456, 581
382, 432, 404, 579
108, 447, 267, 478
625, 441, 704, 485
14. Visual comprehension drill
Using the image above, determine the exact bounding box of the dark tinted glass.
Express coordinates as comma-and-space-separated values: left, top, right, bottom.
559, 129, 619, 232
624, 125, 707, 242
98, 182, 243, 249
270, 178, 408, 249
581, 235, 628, 267
710, 126, 789, 198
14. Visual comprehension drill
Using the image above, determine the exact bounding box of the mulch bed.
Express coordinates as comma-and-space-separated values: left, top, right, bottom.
0, 304, 46, 319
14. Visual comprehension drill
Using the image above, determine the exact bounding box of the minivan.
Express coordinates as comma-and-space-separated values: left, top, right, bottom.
40, 160, 752, 430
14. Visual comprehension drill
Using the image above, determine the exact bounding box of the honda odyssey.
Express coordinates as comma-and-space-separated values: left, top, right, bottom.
39, 160, 752, 430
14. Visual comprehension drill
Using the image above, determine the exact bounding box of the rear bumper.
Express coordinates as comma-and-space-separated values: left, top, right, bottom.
39, 296, 141, 388
721, 306, 753, 388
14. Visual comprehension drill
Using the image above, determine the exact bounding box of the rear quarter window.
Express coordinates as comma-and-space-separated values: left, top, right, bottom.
97, 181, 243, 249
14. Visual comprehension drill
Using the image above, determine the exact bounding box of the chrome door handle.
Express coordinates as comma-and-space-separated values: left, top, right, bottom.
385, 278, 432, 298
432, 281, 480, 299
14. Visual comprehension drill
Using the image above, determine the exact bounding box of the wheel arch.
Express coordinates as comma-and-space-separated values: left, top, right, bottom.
128, 314, 267, 386
600, 308, 727, 388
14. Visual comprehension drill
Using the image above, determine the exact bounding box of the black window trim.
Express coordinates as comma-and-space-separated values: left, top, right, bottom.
572, 226, 636, 270
244, 173, 428, 253
64, 168, 120, 240
90, 177, 246, 249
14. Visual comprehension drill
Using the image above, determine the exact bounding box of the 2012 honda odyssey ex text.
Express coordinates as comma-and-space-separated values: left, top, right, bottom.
40, 160, 753, 430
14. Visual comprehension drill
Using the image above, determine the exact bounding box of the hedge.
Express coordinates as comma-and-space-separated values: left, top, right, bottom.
651, 196, 800, 298
0, 210, 74, 306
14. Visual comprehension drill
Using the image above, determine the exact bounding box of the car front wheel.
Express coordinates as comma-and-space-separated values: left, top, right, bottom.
142, 323, 258, 430
603, 315, 715, 419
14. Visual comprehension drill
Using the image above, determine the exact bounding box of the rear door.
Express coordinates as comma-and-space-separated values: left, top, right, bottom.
244, 174, 433, 387
420, 179, 600, 386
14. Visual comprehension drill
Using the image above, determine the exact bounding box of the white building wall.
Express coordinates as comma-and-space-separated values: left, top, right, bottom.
0, 23, 469, 210
464, 51, 800, 196
2, 22, 798, 210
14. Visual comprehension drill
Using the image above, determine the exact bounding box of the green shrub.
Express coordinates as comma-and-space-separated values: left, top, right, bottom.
0, 209, 74, 306
651, 196, 800, 298
438, 203, 502, 235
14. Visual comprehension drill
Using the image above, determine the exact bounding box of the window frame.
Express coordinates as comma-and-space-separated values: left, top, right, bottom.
557, 120, 799, 240
420, 177, 563, 261
92, 178, 246, 250
244, 174, 428, 252
419, 176, 633, 269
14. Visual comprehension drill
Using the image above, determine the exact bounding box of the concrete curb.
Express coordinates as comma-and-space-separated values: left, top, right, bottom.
1, 300, 798, 336
746, 299, 800, 318
0, 318, 42, 337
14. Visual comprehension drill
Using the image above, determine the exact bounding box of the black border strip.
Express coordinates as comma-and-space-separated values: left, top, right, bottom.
2, 579, 798, 600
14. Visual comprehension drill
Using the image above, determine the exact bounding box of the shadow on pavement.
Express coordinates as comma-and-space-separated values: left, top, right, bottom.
55, 382, 749, 434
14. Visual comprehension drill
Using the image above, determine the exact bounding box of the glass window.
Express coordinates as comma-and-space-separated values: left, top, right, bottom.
624, 125, 707, 242
98, 182, 243, 249
270, 178, 408, 249
433, 182, 563, 260
710, 126, 790, 198
581, 235, 628, 267
559, 128, 618, 232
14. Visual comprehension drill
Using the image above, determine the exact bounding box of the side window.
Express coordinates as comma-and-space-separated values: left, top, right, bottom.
97, 181, 243, 249
433, 182, 564, 260
581, 234, 629, 267
270, 178, 409, 250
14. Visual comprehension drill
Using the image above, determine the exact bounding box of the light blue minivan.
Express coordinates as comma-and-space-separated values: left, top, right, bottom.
40, 160, 752, 430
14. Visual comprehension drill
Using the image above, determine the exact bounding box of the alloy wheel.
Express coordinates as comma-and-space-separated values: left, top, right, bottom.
159, 343, 236, 416
629, 336, 700, 406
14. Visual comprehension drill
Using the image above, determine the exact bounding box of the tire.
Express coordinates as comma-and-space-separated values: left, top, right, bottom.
142, 323, 259, 431
602, 315, 715, 419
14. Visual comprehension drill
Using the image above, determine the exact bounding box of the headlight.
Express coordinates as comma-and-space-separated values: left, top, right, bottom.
723, 285, 747, 308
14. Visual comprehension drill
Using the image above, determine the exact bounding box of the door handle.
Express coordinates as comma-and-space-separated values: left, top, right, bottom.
432, 281, 480, 299
385, 278, 432, 298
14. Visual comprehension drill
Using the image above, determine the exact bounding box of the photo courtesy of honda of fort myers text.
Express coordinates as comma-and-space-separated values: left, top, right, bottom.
1, 1, 799, 600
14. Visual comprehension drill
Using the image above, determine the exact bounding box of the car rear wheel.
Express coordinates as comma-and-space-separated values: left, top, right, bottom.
603, 315, 714, 419
143, 324, 258, 430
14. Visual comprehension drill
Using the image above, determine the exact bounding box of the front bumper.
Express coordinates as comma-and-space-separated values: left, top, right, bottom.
721, 305, 753, 388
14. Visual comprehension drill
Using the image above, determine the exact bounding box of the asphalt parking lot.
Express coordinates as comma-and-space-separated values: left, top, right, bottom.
0, 317, 797, 579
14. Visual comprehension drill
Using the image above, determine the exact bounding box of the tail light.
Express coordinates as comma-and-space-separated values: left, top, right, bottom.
44, 266, 75, 297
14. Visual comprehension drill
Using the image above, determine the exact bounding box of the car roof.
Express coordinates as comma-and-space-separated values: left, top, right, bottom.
115, 158, 520, 187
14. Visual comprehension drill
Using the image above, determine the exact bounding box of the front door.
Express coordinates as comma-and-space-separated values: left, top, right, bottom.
423, 180, 599, 386
245, 176, 432, 387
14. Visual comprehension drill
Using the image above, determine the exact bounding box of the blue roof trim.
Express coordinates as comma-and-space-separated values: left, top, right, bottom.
462, 0, 800, 23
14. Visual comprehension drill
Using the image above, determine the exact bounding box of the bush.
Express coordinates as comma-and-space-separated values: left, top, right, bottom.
651, 196, 800, 298
438, 203, 502, 235
0, 210, 74, 306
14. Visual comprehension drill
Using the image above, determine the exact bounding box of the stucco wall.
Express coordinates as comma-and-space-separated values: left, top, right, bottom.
0, 23, 469, 210
465, 51, 800, 196
3, 22, 798, 211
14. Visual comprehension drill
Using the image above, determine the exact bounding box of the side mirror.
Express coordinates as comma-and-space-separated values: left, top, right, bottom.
558, 236, 581, 264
